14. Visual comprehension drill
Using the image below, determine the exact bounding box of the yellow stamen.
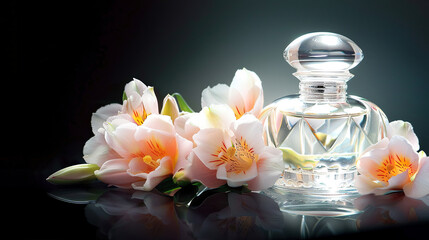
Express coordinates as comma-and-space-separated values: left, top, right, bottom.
142, 155, 160, 170
146, 137, 166, 160
233, 105, 246, 119
375, 154, 415, 182
210, 138, 258, 174
132, 106, 150, 125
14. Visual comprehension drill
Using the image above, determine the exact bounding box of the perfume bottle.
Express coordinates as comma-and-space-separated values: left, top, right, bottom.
260, 32, 388, 195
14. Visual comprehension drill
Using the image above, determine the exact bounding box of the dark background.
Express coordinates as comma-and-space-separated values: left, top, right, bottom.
6, 0, 429, 239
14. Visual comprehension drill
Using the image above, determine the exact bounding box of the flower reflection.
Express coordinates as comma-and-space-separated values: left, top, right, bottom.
85, 188, 193, 240
187, 192, 284, 240
355, 192, 429, 230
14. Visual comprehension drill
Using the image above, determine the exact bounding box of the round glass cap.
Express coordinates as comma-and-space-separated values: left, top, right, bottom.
284, 32, 363, 72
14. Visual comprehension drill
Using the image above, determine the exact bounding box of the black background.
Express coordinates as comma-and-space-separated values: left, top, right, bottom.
6, 0, 429, 239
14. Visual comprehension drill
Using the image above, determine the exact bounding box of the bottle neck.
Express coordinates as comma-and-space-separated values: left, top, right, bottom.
295, 71, 352, 103
299, 80, 347, 102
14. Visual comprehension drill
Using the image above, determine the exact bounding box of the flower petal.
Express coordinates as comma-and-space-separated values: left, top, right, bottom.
95, 159, 140, 188
91, 104, 122, 134
220, 160, 258, 187
83, 133, 121, 166
404, 157, 429, 198
231, 114, 265, 154
355, 174, 386, 195
230, 68, 263, 116
247, 147, 284, 191
104, 122, 140, 158
201, 84, 230, 108
174, 134, 193, 173
124, 78, 148, 98
142, 86, 159, 115
185, 152, 226, 188
193, 128, 232, 170
130, 157, 172, 191
387, 120, 419, 151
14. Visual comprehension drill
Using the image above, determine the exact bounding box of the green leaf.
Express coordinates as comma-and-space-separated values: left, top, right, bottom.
122, 91, 127, 102
155, 177, 182, 195
46, 164, 100, 185
171, 93, 194, 113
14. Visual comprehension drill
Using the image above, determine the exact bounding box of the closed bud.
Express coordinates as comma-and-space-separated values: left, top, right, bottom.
46, 164, 100, 185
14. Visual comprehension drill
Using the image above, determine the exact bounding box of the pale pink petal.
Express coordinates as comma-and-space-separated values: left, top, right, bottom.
247, 147, 283, 191
384, 169, 411, 191
404, 157, 429, 198
83, 133, 121, 166
174, 112, 200, 143
249, 87, 264, 117
201, 84, 230, 108
198, 105, 236, 130
130, 157, 172, 191
357, 141, 391, 178
141, 115, 175, 135
231, 114, 265, 154
124, 78, 148, 98
387, 120, 419, 151
91, 103, 122, 134
174, 134, 193, 173
193, 128, 232, 170
185, 152, 226, 188
221, 160, 258, 187
358, 137, 389, 158
228, 87, 246, 116
134, 124, 177, 159
95, 159, 140, 188
355, 174, 386, 195
388, 136, 420, 170
230, 68, 263, 114
104, 122, 140, 158
142, 86, 159, 115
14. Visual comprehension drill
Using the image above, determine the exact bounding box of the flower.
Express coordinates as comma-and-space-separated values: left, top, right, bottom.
122, 78, 159, 125
93, 114, 193, 191
356, 120, 429, 198
174, 104, 236, 145
201, 68, 263, 119
185, 114, 283, 190
387, 120, 419, 151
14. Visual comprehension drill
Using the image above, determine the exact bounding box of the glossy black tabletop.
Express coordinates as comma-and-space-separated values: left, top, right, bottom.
17, 181, 426, 240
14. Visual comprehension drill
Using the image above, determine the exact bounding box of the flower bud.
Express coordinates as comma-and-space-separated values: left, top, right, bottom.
172, 170, 191, 187
46, 164, 100, 185
161, 94, 180, 122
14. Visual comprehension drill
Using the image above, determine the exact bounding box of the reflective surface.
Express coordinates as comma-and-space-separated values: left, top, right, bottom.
45, 185, 429, 240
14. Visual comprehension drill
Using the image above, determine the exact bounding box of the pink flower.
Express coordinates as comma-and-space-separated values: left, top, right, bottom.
201, 68, 263, 119
185, 114, 283, 190
174, 104, 236, 145
92, 114, 192, 191
356, 121, 429, 198
122, 78, 159, 125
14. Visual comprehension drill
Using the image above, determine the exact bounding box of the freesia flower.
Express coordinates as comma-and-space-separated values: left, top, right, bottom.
93, 114, 193, 191
356, 120, 429, 198
185, 114, 283, 190
201, 68, 263, 119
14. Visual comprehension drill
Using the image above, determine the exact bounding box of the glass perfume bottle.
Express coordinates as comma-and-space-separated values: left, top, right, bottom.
260, 32, 388, 195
